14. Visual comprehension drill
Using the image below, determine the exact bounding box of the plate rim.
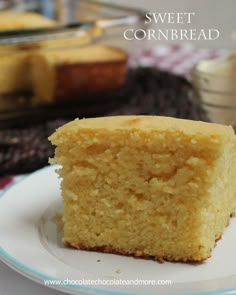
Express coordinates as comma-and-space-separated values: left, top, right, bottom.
0, 165, 236, 295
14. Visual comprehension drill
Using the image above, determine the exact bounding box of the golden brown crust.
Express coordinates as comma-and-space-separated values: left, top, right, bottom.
54, 59, 127, 102
64, 241, 212, 263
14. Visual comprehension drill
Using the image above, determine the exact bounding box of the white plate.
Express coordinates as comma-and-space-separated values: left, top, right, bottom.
0, 166, 236, 295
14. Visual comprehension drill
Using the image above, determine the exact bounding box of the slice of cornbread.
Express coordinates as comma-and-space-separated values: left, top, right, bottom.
49, 116, 236, 262
31, 45, 127, 103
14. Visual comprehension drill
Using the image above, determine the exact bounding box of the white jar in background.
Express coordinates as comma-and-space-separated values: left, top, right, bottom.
192, 55, 236, 125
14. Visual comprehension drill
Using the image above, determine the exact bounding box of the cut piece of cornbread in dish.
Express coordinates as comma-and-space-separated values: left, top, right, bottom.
0, 11, 56, 95
0, 10, 101, 95
31, 45, 127, 103
0, 37, 97, 95
0, 52, 31, 94
49, 115, 236, 262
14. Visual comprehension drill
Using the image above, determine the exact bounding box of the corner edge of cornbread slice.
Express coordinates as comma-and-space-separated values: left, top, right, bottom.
49, 116, 236, 262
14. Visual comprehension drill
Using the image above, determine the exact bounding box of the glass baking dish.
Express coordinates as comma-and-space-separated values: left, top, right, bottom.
0, 0, 146, 127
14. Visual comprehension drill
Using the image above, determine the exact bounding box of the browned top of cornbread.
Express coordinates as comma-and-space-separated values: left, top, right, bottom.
0, 11, 56, 52
50, 116, 234, 140
0, 11, 56, 31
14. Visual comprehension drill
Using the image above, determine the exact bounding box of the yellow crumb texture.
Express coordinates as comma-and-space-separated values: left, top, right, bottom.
49, 115, 236, 262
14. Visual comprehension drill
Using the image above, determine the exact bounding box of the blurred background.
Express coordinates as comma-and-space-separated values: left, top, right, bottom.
2, 0, 236, 48
108, 0, 236, 49
0, 0, 235, 176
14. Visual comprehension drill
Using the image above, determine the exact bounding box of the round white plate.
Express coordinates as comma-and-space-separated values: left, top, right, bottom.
0, 166, 236, 295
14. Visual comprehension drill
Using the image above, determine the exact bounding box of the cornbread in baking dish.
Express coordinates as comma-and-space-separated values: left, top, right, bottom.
31, 45, 127, 103
0, 11, 56, 94
0, 11, 123, 97
0, 11, 56, 52
0, 11, 56, 31
49, 115, 236, 262
0, 11, 97, 95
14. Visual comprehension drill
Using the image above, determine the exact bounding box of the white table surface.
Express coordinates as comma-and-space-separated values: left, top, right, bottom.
0, 261, 67, 295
